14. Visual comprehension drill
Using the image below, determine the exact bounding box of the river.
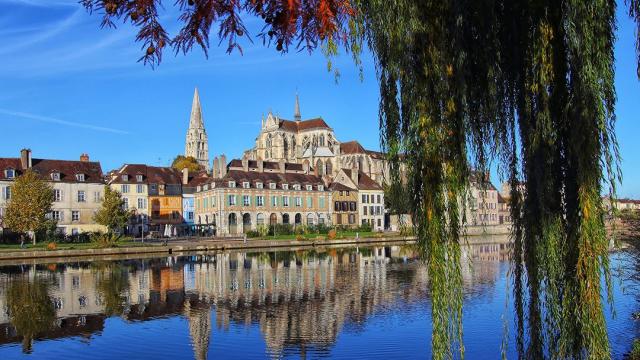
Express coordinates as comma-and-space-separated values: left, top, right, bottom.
0, 236, 637, 359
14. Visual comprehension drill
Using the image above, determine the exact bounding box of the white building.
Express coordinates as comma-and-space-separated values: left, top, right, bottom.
0, 149, 106, 235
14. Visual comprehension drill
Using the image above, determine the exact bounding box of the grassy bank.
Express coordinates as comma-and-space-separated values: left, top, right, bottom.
0, 240, 148, 252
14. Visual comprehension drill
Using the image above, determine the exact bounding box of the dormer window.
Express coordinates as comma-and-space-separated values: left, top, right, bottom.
269, 183, 276, 190
197, 186, 202, 192
228, 181, 236, 188
256, 182, 263, 189
203, 184, 209, 191
136, 175, 143, 182
5, 168, 15, 179
122, 175, 129, 182
51, 172, 61, 181
282, 184, 289, 190
243, 182, 250, 189
76, 174, 85, 182
293, 184, 301, 191
306, 185, 313, 191
318, 185, 324, 191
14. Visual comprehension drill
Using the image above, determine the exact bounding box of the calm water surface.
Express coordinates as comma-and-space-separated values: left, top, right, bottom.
0, 238, 637, 359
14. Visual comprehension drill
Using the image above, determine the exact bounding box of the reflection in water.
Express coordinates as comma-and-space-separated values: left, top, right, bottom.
0, 237, 522, 358
6, 277, 55, 353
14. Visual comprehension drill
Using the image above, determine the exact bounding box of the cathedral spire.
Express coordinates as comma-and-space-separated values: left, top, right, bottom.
185, 87, 209, 172
190, 87, 204, 128
294, 92, 301, 121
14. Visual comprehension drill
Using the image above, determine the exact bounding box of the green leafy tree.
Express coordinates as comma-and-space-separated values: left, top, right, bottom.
94, 185, 130, 233
171, 155, 202, 173
4, 170, 54, 245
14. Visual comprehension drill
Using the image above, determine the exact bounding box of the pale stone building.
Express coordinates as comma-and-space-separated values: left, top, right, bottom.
185, 88, 210, 172
0, 149, 106, 235
194, 158, 331, 234
242, 95, 391, 185
466, 172, 500, 226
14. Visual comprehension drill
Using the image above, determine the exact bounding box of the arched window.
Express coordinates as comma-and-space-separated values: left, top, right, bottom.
282, 213, 290, 224
270, 213, 278, 225
316, 159, 324, 176
295, 213, 302, 225
306, 213, 315, 225
257, 213, 265, 225
325, 160, 333, 176
319, 135, 325, 147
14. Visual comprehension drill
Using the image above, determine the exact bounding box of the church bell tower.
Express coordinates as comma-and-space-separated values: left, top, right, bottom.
185, 88, 210, 172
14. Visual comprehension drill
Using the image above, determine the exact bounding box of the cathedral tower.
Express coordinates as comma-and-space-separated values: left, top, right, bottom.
185, 88, 210, 172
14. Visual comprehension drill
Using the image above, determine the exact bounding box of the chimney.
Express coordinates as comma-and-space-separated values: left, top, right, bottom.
80, 153, 89, 162
279, 159, 286, 173
258, 159, 264, 173
351, 168, 359, 186
219, 154, 227, 177
20, 149, 32, 169
182, 168, 189, 185
242, 158, 249, 172
213, 157, 220, 179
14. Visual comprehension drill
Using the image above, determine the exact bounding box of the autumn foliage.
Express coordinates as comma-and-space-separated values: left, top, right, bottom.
81, 0, 357, 67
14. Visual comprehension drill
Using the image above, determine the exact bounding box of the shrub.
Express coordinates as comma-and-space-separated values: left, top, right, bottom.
357, 223, 373, 233
294, 225, 306, 235
91, 232, 121, 248
246, 230, 261, 238
328, 229, 337, 240
295, 234, 305, 241
46, 242, 57, 251
269, 224, 294, 236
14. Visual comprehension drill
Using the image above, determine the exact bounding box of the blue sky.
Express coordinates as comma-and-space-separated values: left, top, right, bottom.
1, 0, 639, 198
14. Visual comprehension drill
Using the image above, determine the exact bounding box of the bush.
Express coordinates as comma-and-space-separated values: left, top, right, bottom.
46, 242, 57, 251
327, 229, 337, 240
295, 234, 305, 241
357, 223, 372, 233
90, 232, 121, 248
294, 225, 306, 235
268, 224, 294, 236
246, 230, 261, 238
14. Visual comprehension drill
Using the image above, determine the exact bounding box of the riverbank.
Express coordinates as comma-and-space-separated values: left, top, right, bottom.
0, 236, 418, 264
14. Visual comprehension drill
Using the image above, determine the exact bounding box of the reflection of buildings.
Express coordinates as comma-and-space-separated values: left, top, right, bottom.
0, 238, 511, 357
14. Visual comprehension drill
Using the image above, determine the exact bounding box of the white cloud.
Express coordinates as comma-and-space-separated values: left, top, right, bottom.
0, 108, 129, 134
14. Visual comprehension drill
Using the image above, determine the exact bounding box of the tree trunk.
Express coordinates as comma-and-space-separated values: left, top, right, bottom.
32, 231, 36, 246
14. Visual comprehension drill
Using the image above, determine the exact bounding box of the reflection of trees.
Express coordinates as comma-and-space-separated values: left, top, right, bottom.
94, 263, 129, 316
7, 277, 56, 353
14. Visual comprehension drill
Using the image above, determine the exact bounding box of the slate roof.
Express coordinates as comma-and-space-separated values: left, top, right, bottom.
216, 170, 325, 190
330, 182, 357, 192
0, 157, 103, 183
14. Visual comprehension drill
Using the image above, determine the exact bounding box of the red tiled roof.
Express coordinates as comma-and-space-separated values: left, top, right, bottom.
341, 169, 383, 191
0, 157, 103, 183
278, 118, 330, 133
340, 141, 367, 154
330, 182, 357, 192
110, 164, 182, 185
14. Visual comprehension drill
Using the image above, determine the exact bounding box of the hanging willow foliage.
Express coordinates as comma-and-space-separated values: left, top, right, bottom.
355, 0, 627, 358
82, 0, 640, 358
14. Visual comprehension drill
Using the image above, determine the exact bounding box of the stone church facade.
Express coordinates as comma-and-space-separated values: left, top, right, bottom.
242, 96, 391, 186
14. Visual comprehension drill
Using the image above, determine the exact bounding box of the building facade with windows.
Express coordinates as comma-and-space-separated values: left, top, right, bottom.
195, 159, 331, 235
0, 149, 106, 235
108, 164, 151, 236
331, 168, 385, 231
330, 183, 358, 228
240, 96, 391, 185
466, 172, 500, 226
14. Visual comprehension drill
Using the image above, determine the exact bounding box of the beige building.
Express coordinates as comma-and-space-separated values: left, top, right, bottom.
241, 96, 390, 185
331, 168, 385, 231
108, 164, 150, 236
330, 182, 358, 228
466, 172, 500, 226
0, 149, 106, 235
195, 158, 331, 234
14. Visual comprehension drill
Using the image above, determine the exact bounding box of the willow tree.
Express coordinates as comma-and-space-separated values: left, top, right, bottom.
81, 0, 640, 358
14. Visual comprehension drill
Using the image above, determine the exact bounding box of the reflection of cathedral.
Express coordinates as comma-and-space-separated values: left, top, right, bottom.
242, 96, 391, 185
